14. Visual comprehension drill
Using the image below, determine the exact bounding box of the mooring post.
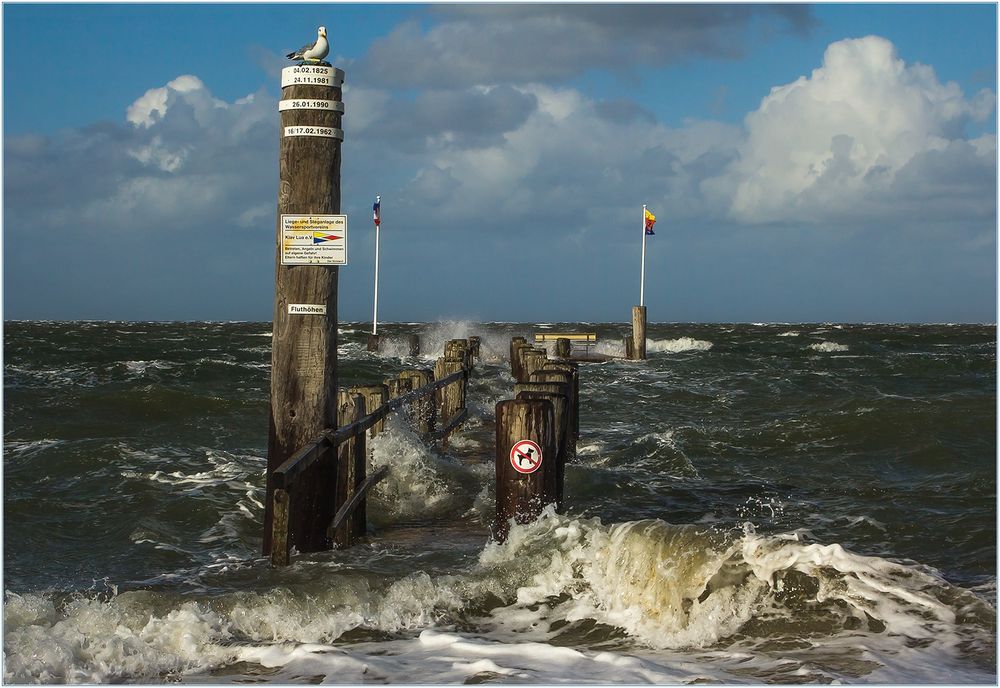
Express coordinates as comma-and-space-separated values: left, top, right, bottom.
494, 398, 558, 542
631, 305, 647, 360
623, 336, 635, 360
407, 334, 421, 357
367, 334, 381, 352
264, 61, 346, 557
333, 391, 366, 546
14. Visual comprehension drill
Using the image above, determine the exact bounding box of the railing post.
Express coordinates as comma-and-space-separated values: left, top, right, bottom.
270, 488, 291, 566
333, 391, 366, 546
494, 398, 557, 542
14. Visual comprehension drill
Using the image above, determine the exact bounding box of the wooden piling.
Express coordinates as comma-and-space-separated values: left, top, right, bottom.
521, 349, 549, 383
540, 362, 579, 456
400, 369, 436, 434
333, 391, 366, 545
264, 62, 345, 557
467, 336, 481, 360
434, 357, 466, 426
349, 384, 388, 437
384, 376, 413, 400
528, 369, 576, 457
631, 305, 647, 360
555, 337, 571, 358
270, 488, 291, 566
514, 385, 568, 508
407, 334, 421, 357
623, 335, 634, 360
510, 337, 526, 379
494, 399, 558, 542
367, 334, 381, 352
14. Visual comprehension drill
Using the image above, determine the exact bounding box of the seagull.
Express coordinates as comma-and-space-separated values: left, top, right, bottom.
286, 26, 329, 63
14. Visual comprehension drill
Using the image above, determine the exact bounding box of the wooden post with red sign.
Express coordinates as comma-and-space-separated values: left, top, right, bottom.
263, 62, 347, 556
494, 398, 558, 542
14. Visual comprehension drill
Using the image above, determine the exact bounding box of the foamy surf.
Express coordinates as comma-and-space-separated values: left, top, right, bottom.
5, 510, 993, 683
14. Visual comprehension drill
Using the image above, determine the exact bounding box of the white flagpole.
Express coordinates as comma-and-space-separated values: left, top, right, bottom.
640, 204, 647, 307
372, 197, 381, 336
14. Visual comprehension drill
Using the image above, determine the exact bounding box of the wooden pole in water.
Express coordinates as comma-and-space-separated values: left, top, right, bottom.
408, 334, 421, 357
332, 391, 366, 546
400, 368, 435, 434
631, 305, 647, 361
264, 62, 346, 557
510, 337, 526, 379
349, 384, 388, 437
494, 398, 557, 542
555, 338, 571, 359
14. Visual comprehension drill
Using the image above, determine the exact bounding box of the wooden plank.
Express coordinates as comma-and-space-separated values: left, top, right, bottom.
326, 465, 390, 539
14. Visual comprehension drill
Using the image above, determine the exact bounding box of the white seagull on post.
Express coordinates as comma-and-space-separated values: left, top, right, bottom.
286, 26, 329, 63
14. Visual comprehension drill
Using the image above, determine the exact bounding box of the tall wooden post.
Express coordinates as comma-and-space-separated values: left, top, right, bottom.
631, 305, 647, 360
264, 63, 346, 556
494, 399, 557, 542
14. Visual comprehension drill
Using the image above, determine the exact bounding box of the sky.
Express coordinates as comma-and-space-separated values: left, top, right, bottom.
3, 2, 997, 323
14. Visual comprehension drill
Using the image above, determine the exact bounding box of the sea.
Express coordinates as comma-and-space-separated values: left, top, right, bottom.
3, 320, 996, 684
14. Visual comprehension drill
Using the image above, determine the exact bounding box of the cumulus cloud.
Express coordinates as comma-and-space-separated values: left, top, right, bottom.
360, 4, 813, 88
710, 35, 996, 224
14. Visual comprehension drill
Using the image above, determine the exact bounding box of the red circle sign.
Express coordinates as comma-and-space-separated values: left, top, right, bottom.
510, 439, 543, 474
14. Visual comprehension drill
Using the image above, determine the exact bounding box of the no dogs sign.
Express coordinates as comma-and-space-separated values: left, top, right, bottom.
510, 439, 543, 474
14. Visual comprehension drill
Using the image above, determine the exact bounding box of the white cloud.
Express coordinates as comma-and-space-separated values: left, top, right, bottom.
712, 36, 996, 224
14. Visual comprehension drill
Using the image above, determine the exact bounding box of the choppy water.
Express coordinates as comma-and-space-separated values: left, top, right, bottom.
3, 320, 996, 683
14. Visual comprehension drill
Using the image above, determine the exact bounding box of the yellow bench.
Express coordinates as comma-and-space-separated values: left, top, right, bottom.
533, 332, 597, 343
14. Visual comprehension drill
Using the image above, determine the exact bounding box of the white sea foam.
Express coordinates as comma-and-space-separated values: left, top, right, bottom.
4, 511, 995, 683
809, 341, 849, 352
777, 330, 800, 337
647, 337, 713, 353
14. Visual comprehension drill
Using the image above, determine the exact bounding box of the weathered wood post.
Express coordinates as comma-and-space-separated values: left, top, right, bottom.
367, 334, 380, 352
522, 349, 549, 383
514, 383, 568, 509
384, 375, 413, 400
555, 337, 571, 359
529, 368, 576, 458
400, 368, 435, 434
623, 336, 634, 360
407, 334, 421, 357
467, 336, 481, 360
631, 305, 647, 360
349, 384, 388, 437
264, 61, 346, 557
332, 391, 366, 546
540, 361, 579, 456
434, 356, 466, 446
446, 339, 472, 371
510, 337, 526, 379
494, 399, 557, 542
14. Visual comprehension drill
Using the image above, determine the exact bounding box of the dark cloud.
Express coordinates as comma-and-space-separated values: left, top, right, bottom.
359, 5, 815, 88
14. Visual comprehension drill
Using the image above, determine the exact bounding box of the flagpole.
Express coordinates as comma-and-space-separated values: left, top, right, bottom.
372, 198, 381, 336
640, 204, 647, 307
